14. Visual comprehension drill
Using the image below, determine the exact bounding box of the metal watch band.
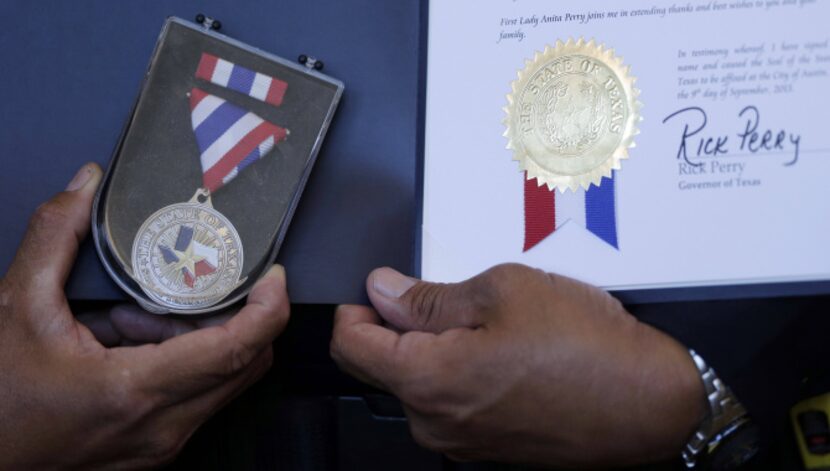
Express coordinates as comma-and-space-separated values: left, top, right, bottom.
682, 350, 749, 468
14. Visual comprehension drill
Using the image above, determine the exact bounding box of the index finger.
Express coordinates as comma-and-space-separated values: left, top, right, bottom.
134, 265, 290, 400
331, 304, 440, 392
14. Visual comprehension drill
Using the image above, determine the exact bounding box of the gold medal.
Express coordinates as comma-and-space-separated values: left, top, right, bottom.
504, 38, 642, 192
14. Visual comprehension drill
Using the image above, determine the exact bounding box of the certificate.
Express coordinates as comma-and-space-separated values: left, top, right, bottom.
421, 0, 830, 299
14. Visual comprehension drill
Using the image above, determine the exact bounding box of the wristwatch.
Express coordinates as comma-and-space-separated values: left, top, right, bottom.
682, 350, 760, 470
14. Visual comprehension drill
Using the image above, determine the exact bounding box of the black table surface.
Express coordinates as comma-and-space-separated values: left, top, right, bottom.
66, 296, 827, 471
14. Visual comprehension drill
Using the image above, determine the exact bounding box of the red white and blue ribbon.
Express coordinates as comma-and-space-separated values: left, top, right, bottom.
523, 172, 619, 251
159, 226, 218, 288
190, 87, 288, 193
196, 52, 288, 107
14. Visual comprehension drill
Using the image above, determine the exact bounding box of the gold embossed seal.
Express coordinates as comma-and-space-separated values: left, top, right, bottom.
504, 38, 641, 192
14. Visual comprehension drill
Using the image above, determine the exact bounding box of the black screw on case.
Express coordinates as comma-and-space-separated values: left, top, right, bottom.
298, 55, 324, 71
195, 14, 220, 31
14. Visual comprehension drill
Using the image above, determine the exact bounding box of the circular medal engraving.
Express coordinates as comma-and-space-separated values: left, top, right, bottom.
505, 38, 641, 192
131, 202, 243, 311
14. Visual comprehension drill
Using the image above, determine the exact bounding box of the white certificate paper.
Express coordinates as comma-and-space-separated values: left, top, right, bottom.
421, 0, 830, 295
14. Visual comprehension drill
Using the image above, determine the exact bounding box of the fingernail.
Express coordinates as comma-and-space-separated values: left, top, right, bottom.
372, 267, 417, 299
264, 264, 286, 283
333, 304, 349, 318
65, 164, 94, 192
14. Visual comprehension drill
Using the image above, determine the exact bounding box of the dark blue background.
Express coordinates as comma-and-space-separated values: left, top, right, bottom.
0, 0, 422, 304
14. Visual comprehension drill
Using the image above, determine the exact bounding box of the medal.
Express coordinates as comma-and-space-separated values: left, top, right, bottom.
131, 189, 244, 310
131, 83, 288, 310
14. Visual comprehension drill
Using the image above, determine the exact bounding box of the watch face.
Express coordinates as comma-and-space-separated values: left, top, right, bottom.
705, 422, 761, 471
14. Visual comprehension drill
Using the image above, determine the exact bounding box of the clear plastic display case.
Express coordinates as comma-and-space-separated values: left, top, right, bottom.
92, 17, 344, 314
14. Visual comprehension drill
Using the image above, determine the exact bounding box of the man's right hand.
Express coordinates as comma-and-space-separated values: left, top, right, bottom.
332, 264, 706, 468
0, 163, 290, 469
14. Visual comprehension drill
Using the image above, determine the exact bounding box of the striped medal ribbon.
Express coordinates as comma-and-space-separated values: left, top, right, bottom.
196, 53, 288, 107
190, 87, 288, 193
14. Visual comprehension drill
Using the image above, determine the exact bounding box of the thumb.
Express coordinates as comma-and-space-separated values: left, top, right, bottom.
366, 267, 487, 333
7, 163, 102, 303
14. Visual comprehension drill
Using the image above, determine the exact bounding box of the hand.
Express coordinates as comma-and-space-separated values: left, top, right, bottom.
0, 163, 290, 469
77, 305, 237, 349
331, 264, 705, 468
